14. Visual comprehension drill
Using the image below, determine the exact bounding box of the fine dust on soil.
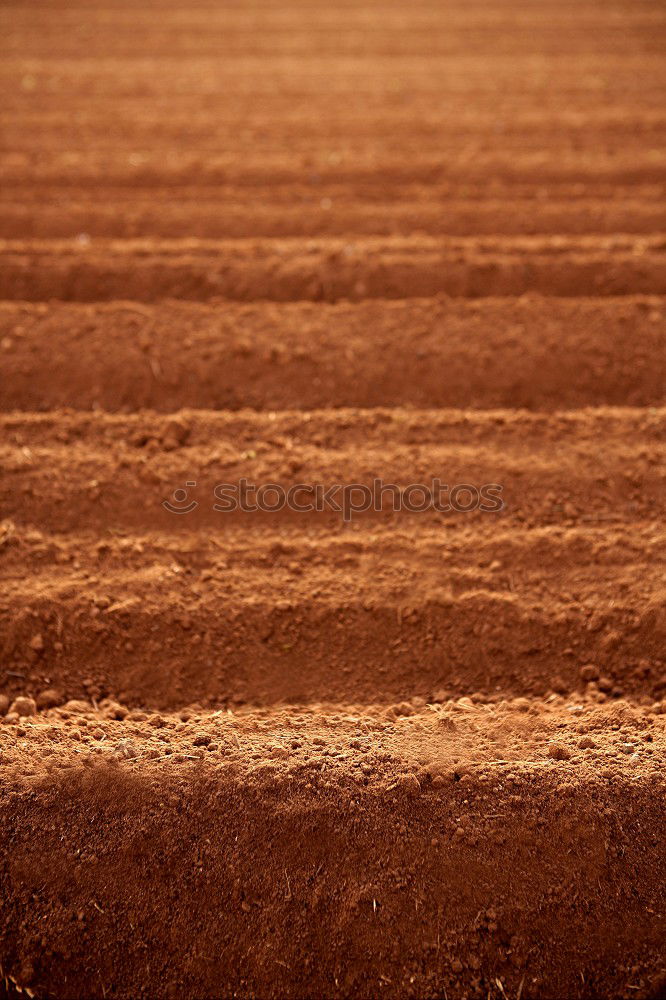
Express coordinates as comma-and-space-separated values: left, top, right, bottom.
0, 0, 665, 998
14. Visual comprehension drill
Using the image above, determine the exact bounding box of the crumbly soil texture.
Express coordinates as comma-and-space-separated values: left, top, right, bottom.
0, 0, 665, 998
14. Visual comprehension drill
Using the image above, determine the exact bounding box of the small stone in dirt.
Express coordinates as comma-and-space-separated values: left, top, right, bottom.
64, 699, 92, 714
580, 663, 599, 682
161, 418, 190, 450
579, 736, 596, 749
36, 688, 64, 710
548, 743, 572, 761
0, 694, 9, 716
192, 734, 211, 747
116, 740, 137, 759
148, 714, 166, 728
397, 773, 421, 794
101, 700, 128, 720
28, 633, 44, 652
9, 696, 36, 717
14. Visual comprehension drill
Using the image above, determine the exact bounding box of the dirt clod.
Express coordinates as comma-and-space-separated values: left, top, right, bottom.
548, 744, 572, 761
36, 688, 64, 710
63, 699, 93, 714
397, 774, 422, 795
9, 696, 36, 717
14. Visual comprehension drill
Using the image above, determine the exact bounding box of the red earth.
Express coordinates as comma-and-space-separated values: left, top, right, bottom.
0, 0, 665, 997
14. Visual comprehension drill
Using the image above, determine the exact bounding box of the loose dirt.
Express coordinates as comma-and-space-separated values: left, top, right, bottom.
1, 299, 664, 411
0, 0, 665, 997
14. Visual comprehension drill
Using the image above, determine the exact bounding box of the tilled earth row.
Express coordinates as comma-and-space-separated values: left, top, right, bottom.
2, 235, 665, 301
1, 298, 664, 411
2, 697, 665, 1000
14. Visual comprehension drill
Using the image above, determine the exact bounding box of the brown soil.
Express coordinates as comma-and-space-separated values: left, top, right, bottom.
2, 235, 665, 302
1, 299, 664, 411
1, 0, 665, 997
2, 699, 666, 1000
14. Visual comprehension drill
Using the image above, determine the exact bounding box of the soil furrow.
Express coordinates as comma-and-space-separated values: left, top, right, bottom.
1, 408, 662, 533
1, 197, 664, 240
1, 701, 665, 999
1, 236, 665, 302
0, 525, 663, 707
2, 157, 665, 188
1, 298, 663, 412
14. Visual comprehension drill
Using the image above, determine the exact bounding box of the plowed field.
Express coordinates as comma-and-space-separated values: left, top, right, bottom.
0, 0, 665, 997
